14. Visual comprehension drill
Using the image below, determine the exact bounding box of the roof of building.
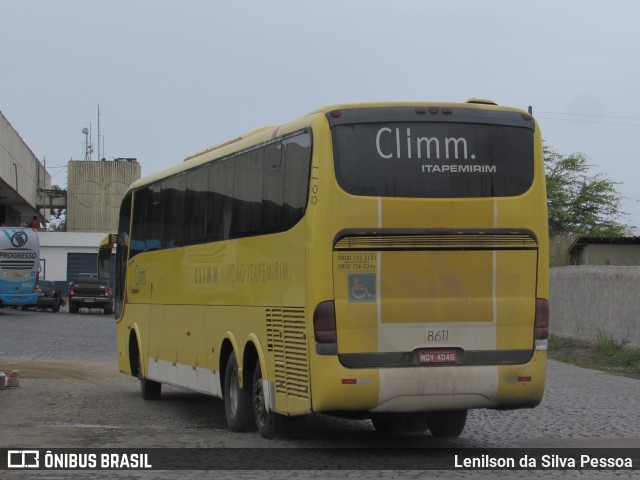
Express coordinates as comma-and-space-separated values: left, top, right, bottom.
568, 236, 640, 256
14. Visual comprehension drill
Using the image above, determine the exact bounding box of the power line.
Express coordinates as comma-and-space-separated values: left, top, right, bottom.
536, 115, 640, 127
536, 110, 640, 121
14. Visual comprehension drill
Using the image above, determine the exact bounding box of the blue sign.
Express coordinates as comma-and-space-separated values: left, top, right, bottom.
348, 274, 376, 303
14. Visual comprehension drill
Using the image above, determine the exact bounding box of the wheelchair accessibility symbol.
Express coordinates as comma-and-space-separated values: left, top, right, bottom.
348, 274, 376, 302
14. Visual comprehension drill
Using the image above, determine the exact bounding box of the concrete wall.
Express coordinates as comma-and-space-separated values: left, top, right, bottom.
575, 244, 640, 266
550, 266, 640, 348
67, 160, 140, 233
0, 111, 51, 225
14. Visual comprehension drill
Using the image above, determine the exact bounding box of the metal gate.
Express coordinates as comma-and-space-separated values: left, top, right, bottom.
66, 253, 98, 282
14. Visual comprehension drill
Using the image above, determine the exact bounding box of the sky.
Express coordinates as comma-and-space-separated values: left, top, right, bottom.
2, 0, 640, 229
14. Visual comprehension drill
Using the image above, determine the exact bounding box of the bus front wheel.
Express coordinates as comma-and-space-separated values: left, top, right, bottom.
426, 410, 467, 438
132, 344, 161, 400
224, 352, 253, 432
252, 360, 290, 439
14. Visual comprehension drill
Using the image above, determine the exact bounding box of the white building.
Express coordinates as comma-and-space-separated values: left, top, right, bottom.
39, 231, 112, 295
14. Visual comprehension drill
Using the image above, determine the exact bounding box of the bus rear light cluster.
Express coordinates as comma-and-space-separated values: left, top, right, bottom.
313, 301, 339, 355
535, 298, 549, 351
313, 301, 337, 343
535, 298, 549, 339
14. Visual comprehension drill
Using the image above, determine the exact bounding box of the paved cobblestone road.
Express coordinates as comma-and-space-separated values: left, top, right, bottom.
0, 308, 638, 479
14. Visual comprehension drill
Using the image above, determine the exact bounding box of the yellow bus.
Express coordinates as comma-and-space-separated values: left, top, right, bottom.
104, 100, 549, 439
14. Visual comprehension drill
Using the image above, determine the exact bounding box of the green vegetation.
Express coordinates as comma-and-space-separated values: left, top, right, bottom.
548, 333, 640, 379
545, 146, 629, 238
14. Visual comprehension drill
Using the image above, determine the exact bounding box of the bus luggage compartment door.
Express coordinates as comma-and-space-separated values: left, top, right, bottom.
332, 231, 539, 360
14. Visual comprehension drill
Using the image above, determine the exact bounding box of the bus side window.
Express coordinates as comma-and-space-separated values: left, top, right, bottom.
206, 160, 234, 242
262, 143, 284, 234
231, 151, 263, 238
282, 132, 312, 226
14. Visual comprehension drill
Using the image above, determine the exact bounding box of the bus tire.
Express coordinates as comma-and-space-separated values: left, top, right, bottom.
404, 414, 429, 433
140, 375, 162, 400
426, 410, 467, 438
132, 344, 161, 400
224, 352, 252, 432
252, 360, 290, 439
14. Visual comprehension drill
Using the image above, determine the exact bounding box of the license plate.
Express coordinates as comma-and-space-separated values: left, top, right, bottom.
85, 298, 94, 303
417, 349, 457, 364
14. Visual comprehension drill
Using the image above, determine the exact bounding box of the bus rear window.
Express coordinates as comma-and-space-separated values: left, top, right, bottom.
333, 122, 534, 198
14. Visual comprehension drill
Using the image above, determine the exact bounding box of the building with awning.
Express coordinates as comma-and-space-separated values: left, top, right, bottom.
0, 111, 50, 227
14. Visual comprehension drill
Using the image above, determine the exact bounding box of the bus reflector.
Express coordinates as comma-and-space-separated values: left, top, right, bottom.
313, 301, 337, 343
535, 298, 549, 339
341, 378, 372, 385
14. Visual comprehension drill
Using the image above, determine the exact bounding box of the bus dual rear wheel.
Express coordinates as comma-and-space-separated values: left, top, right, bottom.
426, 410, 467, 438
223, 352, 253, 432
252, 360, 290, 439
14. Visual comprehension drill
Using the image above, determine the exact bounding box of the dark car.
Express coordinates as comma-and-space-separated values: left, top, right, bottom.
21, 280, 64, 313
68, 274, 113, 315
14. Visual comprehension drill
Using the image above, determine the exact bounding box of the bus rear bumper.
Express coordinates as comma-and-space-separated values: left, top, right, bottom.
0, 293, 39, 306
310, 351, 546, 414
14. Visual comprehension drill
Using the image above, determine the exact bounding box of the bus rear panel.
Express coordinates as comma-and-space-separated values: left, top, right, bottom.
309, 104, 548, 416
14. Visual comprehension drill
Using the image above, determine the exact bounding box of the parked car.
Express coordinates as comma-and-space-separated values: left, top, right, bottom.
21, 280, 64, 313
68, 273, 113, 315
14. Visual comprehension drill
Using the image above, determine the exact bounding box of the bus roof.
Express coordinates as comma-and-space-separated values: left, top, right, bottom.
126, 100, 529, 193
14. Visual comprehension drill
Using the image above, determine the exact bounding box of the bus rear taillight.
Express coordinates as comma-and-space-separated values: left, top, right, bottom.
314, 301, 337, 355
534, 298, 549, 351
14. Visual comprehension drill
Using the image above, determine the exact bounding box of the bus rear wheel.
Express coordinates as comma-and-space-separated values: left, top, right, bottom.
224, 352, 253, 432
426, 410, 467, 438
252, 360, 290, 439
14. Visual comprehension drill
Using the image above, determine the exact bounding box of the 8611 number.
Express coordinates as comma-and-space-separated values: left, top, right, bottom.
427, 329, 449, 342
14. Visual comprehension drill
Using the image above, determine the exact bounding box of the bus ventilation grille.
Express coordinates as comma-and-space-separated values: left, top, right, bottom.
266, 307, 310, 400
335, 232, 538, 251
0, 260, 37, 269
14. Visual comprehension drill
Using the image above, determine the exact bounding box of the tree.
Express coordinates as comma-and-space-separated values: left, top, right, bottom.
545, 145, 629, 238
47, 208, 66, 232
